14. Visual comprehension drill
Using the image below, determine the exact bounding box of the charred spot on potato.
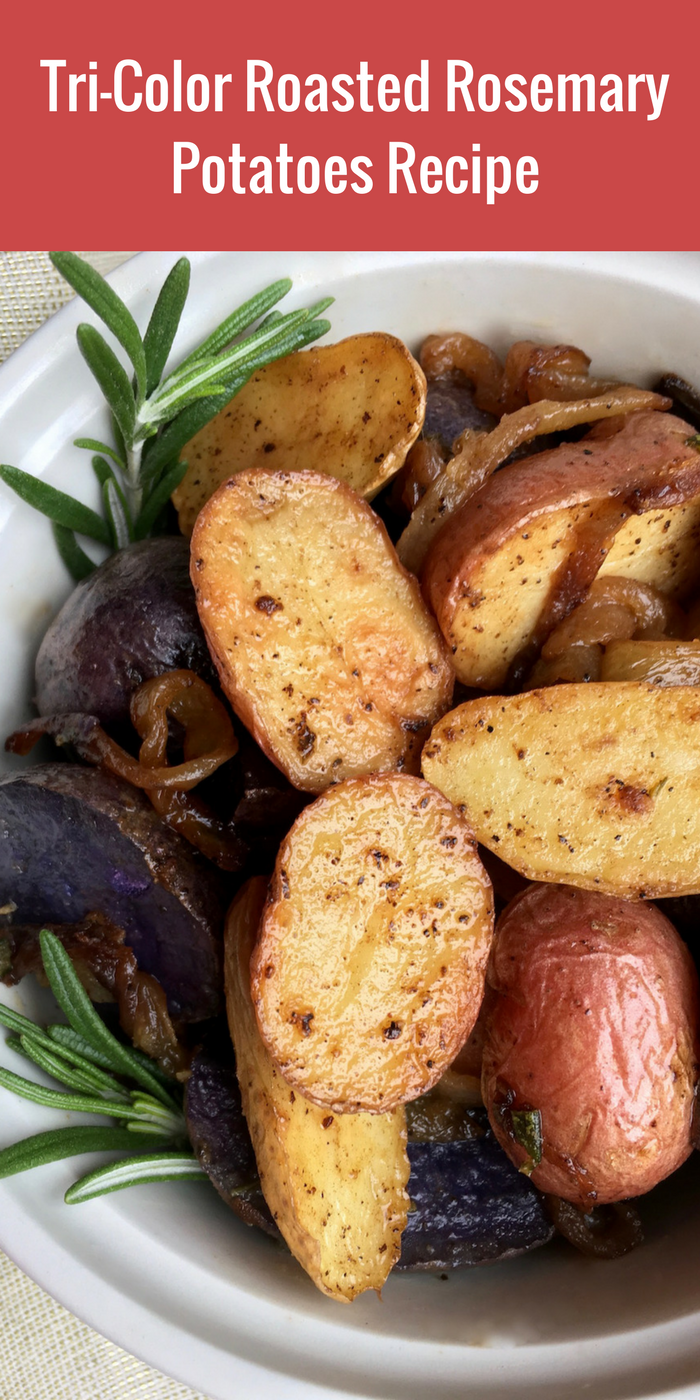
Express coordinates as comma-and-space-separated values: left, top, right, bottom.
255, 595, 283, 615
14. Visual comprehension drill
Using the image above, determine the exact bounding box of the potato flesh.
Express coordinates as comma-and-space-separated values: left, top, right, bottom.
251, 775, 494, 1112
422, 683, 700, 899
422, 411, 700, 689
224, 878, 410, 1301
174, 334, 427, 535
482, 884, 698, 1205
191, 470, 453, 792
602, 640, 700, 685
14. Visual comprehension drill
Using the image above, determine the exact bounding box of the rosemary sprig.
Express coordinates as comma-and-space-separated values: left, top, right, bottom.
0, 930, 204, 1201
0, 254, 332, 580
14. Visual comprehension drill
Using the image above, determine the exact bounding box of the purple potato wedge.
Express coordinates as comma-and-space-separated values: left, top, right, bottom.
0, 764, 223, 1022
396, 1127, 554, 1271
185, 1028, 278, 1236
35, 538, 216, 729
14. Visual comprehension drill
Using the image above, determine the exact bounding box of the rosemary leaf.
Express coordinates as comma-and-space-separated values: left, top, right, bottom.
50, 252, 147, 404
134, 461, 188, 540
103, 478, 133, 550
140, 381, 248, 482
46, 1024, 126, 1071
65, 1151, 206, 1203
52, 524, 96, 581
0, 465, 111, 544
0, 1065, 154, 1120
14, 1033, 129, 1099
47, 1024, 175, 1089
146, 308, 315, 420
74, 438, 126, 469
143, 257, 191, 394
39, 931, 178, 1110
76, 324, 137, 447
174, 277, 292, 374
0, 1126, 140, 1180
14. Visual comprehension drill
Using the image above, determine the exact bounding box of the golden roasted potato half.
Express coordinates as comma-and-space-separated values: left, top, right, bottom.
191, 469, 453, 792
174, 334, 427, 534
225, 877, 410, 1301
251, 774, 494, 1112
422, 683, 700, 900
483, 884, 699, 1205
422, 411, 700, 689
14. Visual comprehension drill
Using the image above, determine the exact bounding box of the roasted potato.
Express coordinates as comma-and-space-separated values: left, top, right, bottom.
0, 764, 223, 1021
422, 683, 700, 900
174, 334, 426, 535
251, 775, 494, 1112
482, 884, 699, 1205
225, 877, 410, 1301
191, 469, 453, 792
35, 539, 216, 729
422, 411, 700, 689
399, 1131, 553, 1270
601, 639, 700, 685
185, 1026, 277, 1235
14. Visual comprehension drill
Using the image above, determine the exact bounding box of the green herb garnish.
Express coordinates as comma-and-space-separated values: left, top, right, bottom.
0, 253, 332, 579
0, 930, 205, 1201
510, 1108, 543, 1175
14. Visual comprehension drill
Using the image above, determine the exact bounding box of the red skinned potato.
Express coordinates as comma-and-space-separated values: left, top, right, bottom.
482, 884, 700, 1207
422, 410, 700, 690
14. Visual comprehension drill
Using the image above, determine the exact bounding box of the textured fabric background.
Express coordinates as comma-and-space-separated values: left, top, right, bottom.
0, 250, 212, 1399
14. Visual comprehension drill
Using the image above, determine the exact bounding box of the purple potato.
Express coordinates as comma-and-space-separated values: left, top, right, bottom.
396, 1126, 554, 1271
423, 373, 497, 455
35, 537, 216, 728
185, 1028, 277, 1235
0, 764, 223, 1022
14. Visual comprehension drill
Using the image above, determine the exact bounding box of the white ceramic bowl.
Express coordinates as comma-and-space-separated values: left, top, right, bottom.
1, 251, 700, 1400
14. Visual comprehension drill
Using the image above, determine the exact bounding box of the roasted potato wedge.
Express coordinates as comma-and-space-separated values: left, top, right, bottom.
483, 884, 699, 1205
601, 640, 700, 685
422, 411, 700, 689
225, 877, 410, 1301
422, 683, 700, 899
399, 389, 670, 576
174, 334, 427, 534
191, 469, 453, 792
250, 775, 494, 1112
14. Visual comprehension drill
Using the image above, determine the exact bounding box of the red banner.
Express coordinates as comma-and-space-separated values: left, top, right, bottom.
2, 0, 697, 248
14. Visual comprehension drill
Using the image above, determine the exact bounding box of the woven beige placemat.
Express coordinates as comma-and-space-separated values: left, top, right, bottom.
0, 251, 212, 1400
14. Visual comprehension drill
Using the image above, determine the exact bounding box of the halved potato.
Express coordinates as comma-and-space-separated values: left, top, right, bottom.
601, 640, 700, 685
422, 683, 700, 900
225, 877, 410, 1301
422, 411, 700, 689
250, 774, 494, 1112
174, 334, 427, 535
191, 469, 453, 792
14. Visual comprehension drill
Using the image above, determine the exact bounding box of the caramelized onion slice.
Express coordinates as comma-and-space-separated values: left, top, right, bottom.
542, 577, 685, 660
546, 1194, 643, 1259
420, 333, 504, 416
0, 914, 187, 1078
6, 673, 245, 871
601, 640, 700, 686
397, 389, 670, 575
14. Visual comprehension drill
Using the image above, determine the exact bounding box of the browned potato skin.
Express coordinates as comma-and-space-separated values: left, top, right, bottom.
225, 877, 410, 1301
174, 334, 427, 535
422, 411, 700, 690
251, 774, 494, 1113
422, 683, 700, 900
191, 469, 453, 793
482, 884, 699, 1206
